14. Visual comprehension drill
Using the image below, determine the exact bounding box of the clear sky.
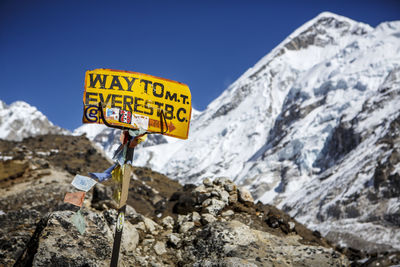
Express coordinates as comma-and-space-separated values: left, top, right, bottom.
1, 0, 399, 131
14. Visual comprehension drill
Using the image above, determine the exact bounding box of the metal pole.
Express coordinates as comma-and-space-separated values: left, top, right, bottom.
110, 205, 126, 267
110, 144, 134, 267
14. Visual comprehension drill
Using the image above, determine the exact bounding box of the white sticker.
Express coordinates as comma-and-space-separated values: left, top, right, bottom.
131, 114, 149, 130
105, 108, 120, 121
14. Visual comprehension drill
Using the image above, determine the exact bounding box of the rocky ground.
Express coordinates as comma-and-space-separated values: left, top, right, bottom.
0, 135, 399, 266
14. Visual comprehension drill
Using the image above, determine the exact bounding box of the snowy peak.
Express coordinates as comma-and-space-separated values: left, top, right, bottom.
70, 12, 400, 252
0, 100, 69, 141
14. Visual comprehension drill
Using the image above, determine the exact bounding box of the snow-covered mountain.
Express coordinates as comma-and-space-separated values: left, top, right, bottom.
0, 101, 69, 141
75, 12, 400, 252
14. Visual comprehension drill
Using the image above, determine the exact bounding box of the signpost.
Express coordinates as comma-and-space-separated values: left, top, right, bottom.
81, 69, 191, 267
83, 68, 192, 139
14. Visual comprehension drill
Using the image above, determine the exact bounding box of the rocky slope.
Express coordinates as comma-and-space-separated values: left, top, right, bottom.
2, 134, 385, 266
0, 101, 69, 141
75, 12, 400, 252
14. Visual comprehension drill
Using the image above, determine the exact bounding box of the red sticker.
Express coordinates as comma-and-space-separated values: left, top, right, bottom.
119, 110, 132, 124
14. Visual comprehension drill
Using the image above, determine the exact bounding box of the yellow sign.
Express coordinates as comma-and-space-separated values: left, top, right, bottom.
82, 69, 192, 139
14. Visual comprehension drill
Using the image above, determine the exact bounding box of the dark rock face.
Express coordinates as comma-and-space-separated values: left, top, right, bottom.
284, 16, 368, 51
313, 121, 361, 172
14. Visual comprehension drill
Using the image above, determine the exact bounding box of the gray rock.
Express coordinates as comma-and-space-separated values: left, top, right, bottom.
213, 177, 231, 186
161, 216, 175, 229
221, 210, 234, 217
220, 190, 230, 204
201, 213, 217, 224
177, 214, 189, 225
180, 220, 349, 266
203, 177, 213, 187
143, 217, 160, 234
228, 193, 238, 205
153, 241, 167, 255
238, 187, 254, 203
180, 221, 195, 234
191, 211, 201, 223
203, 199, 226, 216
224, 183, 236, 193
168, 233, 181, 248
32, 210, 114, 266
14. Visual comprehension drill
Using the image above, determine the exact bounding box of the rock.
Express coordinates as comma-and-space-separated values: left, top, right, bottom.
167, 233, 181, 248
153, 241, 167, 255
238, 187, 254, 204
221, 210, 234, 217
203, 199, 226, 216
179, 221, 195, 234
203, 178, 213, 187
135, 221, 146, 231
180, 220, 349, 266
143, 217, 160, 234
191, 211, 201, 223
224, 183, 236, 193
121, 222, 140, 253
220, 190, 230, 204
228, 193, 238, 205
161, 216, 174, 229
213, 177, 230, 186
32, 210, 114, 267
177, 214, 189, 225
201, 213, 217, 224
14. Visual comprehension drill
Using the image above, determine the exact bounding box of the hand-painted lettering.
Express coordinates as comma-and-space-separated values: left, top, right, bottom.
109, 75, 124, 90
123, 95, 133, 112
89, 74, 107, 89
177, 108, 186, 122
164, 104, 174, 120
154, 102, 163, 116
99, 93, 112, 106
180, 94, 189, 104
85, 92, 98, 105
111, 94, 123, 109
123, 77, 137, 92
153, 82, 164, 98
165, 91, 178, 102
141, 79, 152, 94
134, 97, 143, 114
143, 100, 154, 115
84, 69, 191, 139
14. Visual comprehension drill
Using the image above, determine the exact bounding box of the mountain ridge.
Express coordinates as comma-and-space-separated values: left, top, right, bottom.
0, 100, 69, 141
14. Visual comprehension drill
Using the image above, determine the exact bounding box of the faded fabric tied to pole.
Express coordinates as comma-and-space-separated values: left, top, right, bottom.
64, 191, 86, 207
89, 164, 117, 182
72, 210, 86, 234
71, 175, 97, 192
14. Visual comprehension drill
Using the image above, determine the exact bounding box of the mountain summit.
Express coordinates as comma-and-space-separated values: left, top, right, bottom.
76, 12, 400, 252
0, 101, 69, 141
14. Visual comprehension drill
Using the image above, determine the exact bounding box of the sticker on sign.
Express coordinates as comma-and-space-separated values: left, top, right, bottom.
82, 69, 192, 140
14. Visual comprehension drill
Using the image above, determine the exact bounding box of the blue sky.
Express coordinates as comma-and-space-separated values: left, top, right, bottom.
1, 0, 398, 131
